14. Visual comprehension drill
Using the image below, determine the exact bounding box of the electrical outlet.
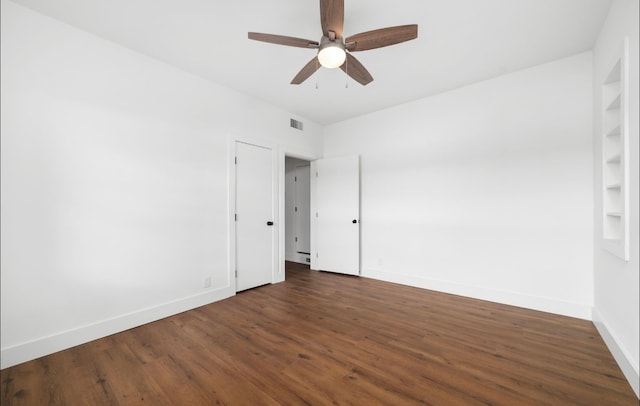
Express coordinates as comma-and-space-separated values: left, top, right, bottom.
203, 276, 211, 288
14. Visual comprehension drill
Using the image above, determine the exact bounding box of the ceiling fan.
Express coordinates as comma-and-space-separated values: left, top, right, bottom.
248, 0, 418, 86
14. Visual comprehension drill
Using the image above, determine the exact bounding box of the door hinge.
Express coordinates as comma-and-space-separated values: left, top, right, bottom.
295, 206, 298, 212
315, 212, 318, 218
294, 176, 297, 182
316, 171, 318, 177
235, 213, 237, 221
235, 270, 238, 278
295, 236, 298, 242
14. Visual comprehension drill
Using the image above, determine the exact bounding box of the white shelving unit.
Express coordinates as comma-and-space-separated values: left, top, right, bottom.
601, 38, 630, 260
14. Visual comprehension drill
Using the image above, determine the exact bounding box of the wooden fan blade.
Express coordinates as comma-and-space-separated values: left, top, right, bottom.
346, 24, 418, 52
340, 53, 373, 86
291, 57, 321, 84
248, 32, 319, 48
320, 0, 344, 39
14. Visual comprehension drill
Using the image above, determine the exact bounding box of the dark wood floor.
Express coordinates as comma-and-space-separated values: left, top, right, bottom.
2, 262, 637, 405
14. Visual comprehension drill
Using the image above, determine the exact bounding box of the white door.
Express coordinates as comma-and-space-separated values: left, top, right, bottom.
235, 141, 274, 291
294, 165, 311, 255
312, 155, 360, 275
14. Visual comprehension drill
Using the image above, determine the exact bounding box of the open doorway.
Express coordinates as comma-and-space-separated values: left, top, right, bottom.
285, 157, 311, 266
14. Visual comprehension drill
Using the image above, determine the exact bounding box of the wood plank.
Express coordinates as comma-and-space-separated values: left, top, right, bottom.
1, 261, 637, 405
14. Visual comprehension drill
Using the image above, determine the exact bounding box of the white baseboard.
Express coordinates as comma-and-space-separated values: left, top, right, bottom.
0, 285, 235, 370
362, 268, 592, 320
592, 308, 640, 398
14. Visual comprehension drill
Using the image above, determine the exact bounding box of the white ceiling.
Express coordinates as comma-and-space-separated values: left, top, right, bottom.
10, 0, 612, 124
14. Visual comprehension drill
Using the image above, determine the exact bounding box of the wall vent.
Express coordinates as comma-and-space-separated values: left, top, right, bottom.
290, 118, 304, 131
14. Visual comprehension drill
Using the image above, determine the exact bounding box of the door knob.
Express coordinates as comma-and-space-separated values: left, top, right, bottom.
267, 221, 274, 226
352, 219, 358, 224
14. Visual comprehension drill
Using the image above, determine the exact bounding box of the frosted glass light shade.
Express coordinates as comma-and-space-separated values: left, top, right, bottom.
318, 44, 346, 69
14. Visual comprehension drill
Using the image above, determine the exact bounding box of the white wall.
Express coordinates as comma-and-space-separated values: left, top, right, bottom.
324, 53, 594, 319
0, 0, 322, 369
592, 0, 639, 397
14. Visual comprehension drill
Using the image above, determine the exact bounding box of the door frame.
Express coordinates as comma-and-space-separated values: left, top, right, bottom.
227, 135, 278, 291
278, 150, 319, 279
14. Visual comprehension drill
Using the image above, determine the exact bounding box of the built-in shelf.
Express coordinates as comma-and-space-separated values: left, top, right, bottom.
604, 59, 622, 83
601, 37, 629, 261
606, 94, 621, 111
606, 125, 621, 137
606, 154, 621, 164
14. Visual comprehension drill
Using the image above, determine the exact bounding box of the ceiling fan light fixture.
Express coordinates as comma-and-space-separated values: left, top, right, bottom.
317, 42, 346, 69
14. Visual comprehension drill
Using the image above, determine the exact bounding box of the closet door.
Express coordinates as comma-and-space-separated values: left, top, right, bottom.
235, 141, 274, 291
294, 164, 311, 256
311, 155, 359, 276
